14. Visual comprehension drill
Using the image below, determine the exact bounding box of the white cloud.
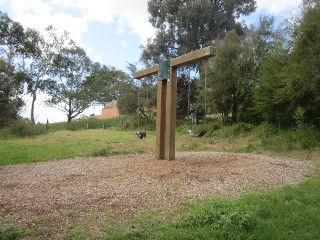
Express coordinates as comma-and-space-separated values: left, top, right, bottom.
5, 0, 154, 62
9, 1, 88, 44
73, 0, 155, 44
256, 0, 301, 15
120, 40, 128, 48
116, 19, 126, 35
10, 0, 52, 16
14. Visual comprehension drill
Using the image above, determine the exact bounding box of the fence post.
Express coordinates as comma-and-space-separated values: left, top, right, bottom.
46, 119, 49, 132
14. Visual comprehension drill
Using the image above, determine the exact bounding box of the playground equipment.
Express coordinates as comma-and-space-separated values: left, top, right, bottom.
134, 46, 215, 160
135, 86, 147, 139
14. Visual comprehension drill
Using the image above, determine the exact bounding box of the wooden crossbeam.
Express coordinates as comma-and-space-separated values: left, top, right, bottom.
133, 46, 215, 79
133, 46, 215, 160
170, 46, 215, 67
133, 64, 159, 79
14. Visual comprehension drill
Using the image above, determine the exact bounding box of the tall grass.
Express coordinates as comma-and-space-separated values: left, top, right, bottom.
201, 122, 320, 155
0, 119, 47, 139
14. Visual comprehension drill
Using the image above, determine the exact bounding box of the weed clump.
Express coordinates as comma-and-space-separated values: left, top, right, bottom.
2, 119, 47, 138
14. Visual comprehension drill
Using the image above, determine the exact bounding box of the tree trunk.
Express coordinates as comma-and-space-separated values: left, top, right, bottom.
67, 99, 72, 122
30, 90, 37, 124
231, 95, 237, 124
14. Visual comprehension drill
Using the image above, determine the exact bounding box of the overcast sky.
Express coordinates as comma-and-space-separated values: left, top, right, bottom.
0, 0, 301, 123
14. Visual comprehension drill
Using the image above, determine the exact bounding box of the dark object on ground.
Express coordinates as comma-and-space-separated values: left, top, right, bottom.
188, 129, 206, 137
137, 130, 147, 139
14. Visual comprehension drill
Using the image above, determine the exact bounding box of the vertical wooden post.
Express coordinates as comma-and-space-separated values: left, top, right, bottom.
165, 67, 177, 160
133, 47, 215, 160
155, 79, 167, 159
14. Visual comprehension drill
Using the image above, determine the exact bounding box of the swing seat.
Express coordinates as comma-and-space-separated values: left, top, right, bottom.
188, 129, 206, 138
136, 130, 146, 139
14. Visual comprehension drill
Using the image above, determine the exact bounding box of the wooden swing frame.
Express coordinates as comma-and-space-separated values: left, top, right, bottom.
134, 46, 215, 160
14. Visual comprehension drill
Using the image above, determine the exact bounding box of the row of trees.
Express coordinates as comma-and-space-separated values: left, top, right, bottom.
205, 0, 320, 127
134, 0, 320, 128
2, 0, 319, 129
0, 11, 127, 127
128, 0, 258, 125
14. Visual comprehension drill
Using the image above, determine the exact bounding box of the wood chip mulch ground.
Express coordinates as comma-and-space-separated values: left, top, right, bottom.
0, 152, 318, 238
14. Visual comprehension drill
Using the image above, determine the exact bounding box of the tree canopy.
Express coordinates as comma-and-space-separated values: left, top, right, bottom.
0, 11, 130, 125
141, 0, 256, 65
0, 11, 26, 127
46, 41, 92, 122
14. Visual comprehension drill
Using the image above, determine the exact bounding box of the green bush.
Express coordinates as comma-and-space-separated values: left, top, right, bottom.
295, 126, 319, 149
230, 122, 255, 135
252, 122, 277, 138
6, 120, 46, 138
259, 125, 319, 151
212, 122, 255, 139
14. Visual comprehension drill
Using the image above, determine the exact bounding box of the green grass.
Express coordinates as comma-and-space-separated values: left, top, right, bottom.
96, 172, 320, 240
1, 119, 320, 239
1, 120, 320, 165
63, 225, 88, 240
0, 129, 155, 165
48, 116, 131, 132
0, 221, 37, 240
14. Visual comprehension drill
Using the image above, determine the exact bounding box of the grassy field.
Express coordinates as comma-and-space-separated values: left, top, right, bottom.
0, 129, 155, 165
0, 119, 319, 239
1, 120, 319, 165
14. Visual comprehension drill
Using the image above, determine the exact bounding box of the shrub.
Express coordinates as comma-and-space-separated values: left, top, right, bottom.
7, 120, 46, 137
213, 122, 255, 139
259, 125, 319, 151
295, 126, 319, 149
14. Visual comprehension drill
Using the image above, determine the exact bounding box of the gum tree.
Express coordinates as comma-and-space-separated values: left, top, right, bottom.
46, 41, 92, 122
0, 11, 26, 127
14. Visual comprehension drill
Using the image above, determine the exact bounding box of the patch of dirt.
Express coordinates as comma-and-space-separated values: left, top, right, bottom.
0, 152, 318, 239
